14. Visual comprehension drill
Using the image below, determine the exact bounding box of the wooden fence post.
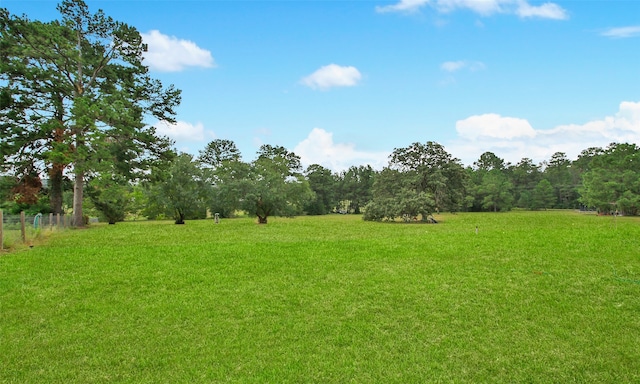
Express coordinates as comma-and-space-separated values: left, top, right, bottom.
20, 211, 26, 243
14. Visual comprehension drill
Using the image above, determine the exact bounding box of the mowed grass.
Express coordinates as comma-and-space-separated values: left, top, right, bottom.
1, 211, 639, 383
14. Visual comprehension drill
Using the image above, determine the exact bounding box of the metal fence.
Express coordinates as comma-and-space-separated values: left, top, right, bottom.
1, 211, 71, 250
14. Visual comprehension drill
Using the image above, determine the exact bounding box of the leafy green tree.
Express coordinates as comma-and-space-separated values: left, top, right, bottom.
1, 10, 72, 213
573, 147, 604, 175
363, 176, 435, 222
256, 144, 303, 176
147, 154, 211, 224
198, 139, 241, 170
580, 143, 640, 215
365, 142, 464, 222
304, 164, 338, 215
389, 141, 467, 212
198, 139, 247, 218
467, 152, 512, 212
543, 152, 578, 208
209, 157, 252, 218
474, 151, 509, 172
239, 145, 313, 224
364, 167, 434, 222
531, 179, 555, 210
362, 197, 399, 222
338, 165, 375, 214
128, 184, 148, 221
364, 168, 402, 221
509, 158, 541, 208
0, 0, 180, 225
86, 173, 129, 224
478, 171, 514, 212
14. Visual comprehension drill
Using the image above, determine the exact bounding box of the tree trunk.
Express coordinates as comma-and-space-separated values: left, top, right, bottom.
72, 169, 84, 227
175, 210, 185, 224
256, 197, 269, 224
49, 163, 64, 214
50, 101, 66, 215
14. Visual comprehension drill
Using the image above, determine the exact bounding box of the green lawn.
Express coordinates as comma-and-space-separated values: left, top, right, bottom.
1, 211, 639, 383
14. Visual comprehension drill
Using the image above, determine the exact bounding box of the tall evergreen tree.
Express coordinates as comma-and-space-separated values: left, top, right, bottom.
543, 152, 578, 208
509, 158, 541, 209
0, 0, 180, 225
580, 143, 640, 215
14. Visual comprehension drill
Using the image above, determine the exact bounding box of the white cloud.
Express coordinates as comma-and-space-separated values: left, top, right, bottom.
141, 30, 215, 72
441, 61, 466, 72
301, 64, 362, 90
376, 0, 430, 13
154, 120, 214, 143
294, 128, 389, 172
377, 0, 568, 19
601, 26, 640, 38
437, 0, 505, 16
448, 101, 640, 166
516, 1, 568, 20
441, 60, 485, 72
456, 113, 536, 140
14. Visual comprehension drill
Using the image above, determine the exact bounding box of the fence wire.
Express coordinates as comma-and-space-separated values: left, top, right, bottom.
1, 212, 71, 250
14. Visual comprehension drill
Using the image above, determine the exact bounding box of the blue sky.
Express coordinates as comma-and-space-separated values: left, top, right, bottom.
2, 0, 639, 171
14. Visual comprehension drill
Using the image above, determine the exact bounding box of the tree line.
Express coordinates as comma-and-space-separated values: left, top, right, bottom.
2, 135, 640, 224
2, 1, 639, 224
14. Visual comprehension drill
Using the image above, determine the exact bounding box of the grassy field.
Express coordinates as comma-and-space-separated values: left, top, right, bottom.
1, 211, 639, 383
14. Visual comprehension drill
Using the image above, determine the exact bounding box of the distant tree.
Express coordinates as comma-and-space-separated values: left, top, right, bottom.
531, 179, 555, 210
198, 139, 241, 169
338, 165, 375, 214
256, 144, 303, 176
146, 154, 211, 224
579, 143, 640, 215
128, 184, 148, 221
364, 168, 401, 221
304, 164, 338, 215
365, 142, 464, 222
389, 141, 467, 212
0, 169, 50, 215
198, 139, 246, 218
474, 151, 509, 172
509, 158, 542, 208
478, 171, 514, 212
543, 152, 578, 208
237, 146, 312, 223
362, 197, 399, 222
209, 158, 252, 218
86, 173, 129, 224
364, 189, 434, 222
467, 152, 512, 212
573, 147, 604, 175
364, 167, 434, 222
